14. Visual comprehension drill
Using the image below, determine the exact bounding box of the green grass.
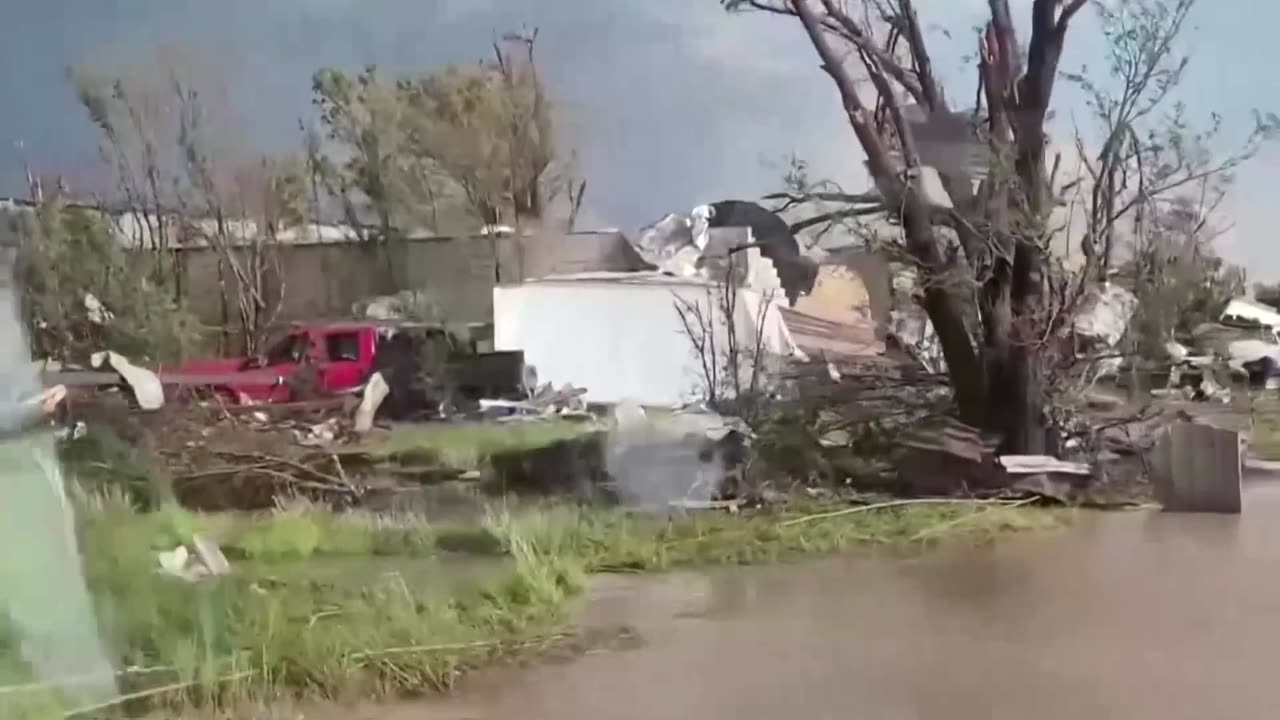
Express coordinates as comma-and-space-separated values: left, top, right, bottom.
351, 420, 595, 469
2, 494, 578, 719
0, 493, 1067, 718
1249, 395, 1280, 461
1252, 418, 1280, 460
486, 499, 1069, 571
1239, 391, 1280, 461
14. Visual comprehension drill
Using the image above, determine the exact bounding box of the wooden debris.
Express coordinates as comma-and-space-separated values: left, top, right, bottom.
898, 419, 1006, 495
1000, 454, 1094, 504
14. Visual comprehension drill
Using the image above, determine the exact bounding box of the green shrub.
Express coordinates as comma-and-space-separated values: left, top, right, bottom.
17, 199, 200, 364
230, 513, 322, 560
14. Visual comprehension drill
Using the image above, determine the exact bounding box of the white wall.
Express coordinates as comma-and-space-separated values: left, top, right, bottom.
494, 279, 793, 407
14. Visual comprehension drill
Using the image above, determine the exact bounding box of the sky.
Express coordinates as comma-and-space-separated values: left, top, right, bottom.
3, 0, 1279, 277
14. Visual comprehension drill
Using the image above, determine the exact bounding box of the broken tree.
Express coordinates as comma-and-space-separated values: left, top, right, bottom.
724, 0, 1096, 453
724, 0, 1269, 454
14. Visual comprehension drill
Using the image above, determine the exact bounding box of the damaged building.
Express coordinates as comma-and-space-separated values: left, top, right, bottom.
493, 201, 900, 407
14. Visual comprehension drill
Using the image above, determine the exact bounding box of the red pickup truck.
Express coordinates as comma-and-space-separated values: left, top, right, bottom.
169, 321, 383, 404
166, 320, 524, 409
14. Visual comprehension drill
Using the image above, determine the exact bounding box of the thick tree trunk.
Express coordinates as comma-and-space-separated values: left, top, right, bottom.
983, 340, 1046, 454
775, 0, 1085, 455
981, 237, 1048, 454
925, 287, 986, 427
901, 201, 986, 427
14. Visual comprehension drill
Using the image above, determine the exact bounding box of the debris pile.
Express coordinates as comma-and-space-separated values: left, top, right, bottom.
478, 382, 590, 419
897, 419, 1005, 496
604, 400, 753, 509
157, 404, 364, 511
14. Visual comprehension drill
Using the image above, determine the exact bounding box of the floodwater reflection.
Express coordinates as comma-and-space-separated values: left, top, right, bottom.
314, 480, 1280, 720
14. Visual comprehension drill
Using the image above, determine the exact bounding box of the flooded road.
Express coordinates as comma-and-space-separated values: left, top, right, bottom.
340, 481, 1280, 719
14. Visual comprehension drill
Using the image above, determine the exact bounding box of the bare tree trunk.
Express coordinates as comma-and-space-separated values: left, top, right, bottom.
903, 205, 986, 426
216, 255, 231, 355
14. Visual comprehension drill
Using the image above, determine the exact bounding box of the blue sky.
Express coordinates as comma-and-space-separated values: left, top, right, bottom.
3, 0, 1277, 276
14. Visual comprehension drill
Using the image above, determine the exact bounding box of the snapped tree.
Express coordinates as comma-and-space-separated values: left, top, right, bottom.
726, 0, 1274, 453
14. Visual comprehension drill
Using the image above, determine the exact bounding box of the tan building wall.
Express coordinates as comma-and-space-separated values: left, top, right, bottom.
176, 231, 647, 347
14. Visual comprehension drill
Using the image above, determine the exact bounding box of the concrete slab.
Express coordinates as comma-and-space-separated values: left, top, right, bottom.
1151, 421, 1243, 513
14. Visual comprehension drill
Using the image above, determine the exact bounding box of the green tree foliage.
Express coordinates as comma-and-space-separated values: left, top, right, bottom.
310, 65, 419, 240
310, 30, 581, 235
1124, 196, 1246, 356
18, 199, 199, 363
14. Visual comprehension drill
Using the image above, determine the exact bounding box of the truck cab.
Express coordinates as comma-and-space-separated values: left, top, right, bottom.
172, 322, 379, 404
171, 319, 522, 409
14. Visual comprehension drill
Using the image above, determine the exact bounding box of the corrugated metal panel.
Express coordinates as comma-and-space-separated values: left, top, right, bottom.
902, 418, 999, 462
778, 307, 884, 364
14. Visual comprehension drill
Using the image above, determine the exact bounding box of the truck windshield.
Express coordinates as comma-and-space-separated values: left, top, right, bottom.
263, 333, 307, 366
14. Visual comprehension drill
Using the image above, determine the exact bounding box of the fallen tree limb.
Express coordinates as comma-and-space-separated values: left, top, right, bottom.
906, 496, 1039, 542
63, 670, 256, 718
778, 497, 1034, 528
211, 449, 351, 489
250, 467, 357, 496
348, 632, 571, 662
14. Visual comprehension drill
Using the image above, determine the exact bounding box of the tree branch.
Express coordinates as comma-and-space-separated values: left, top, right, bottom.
814, 0, 928, 104
789, 205, 887, 233
987, 0, 1023, 81
1057, 0, 1090, 32
897, 0, 943, 110
764, 190, 883, 205
792, 0, 903, 198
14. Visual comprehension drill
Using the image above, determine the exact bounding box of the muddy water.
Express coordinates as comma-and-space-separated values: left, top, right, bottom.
334, 481, 1280, 720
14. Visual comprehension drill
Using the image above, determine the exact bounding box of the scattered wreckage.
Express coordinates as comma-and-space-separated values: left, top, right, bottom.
1141, 298, 1280, 402
1070, 286, 1280, 402
36, 196, 1270, 516
1192, 298, 1280, 386
168, 319, 523, 412
40, 319, 528, 424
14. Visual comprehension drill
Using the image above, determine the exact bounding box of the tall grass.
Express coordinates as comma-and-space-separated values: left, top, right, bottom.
1, 496, 578, 718
353, 420, 594, 469
485, 500, 1068, 572
0, 493, 1065, 717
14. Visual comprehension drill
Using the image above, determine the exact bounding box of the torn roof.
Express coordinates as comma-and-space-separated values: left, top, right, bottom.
632, 202, 816, 305
779, 306, 884, 367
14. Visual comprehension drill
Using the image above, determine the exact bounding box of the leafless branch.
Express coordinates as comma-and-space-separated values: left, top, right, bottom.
789, 205, 887, 233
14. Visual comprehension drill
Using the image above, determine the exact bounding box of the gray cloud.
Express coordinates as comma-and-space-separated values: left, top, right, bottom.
1, 0, 870, 234
4, 0, 1277, 280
